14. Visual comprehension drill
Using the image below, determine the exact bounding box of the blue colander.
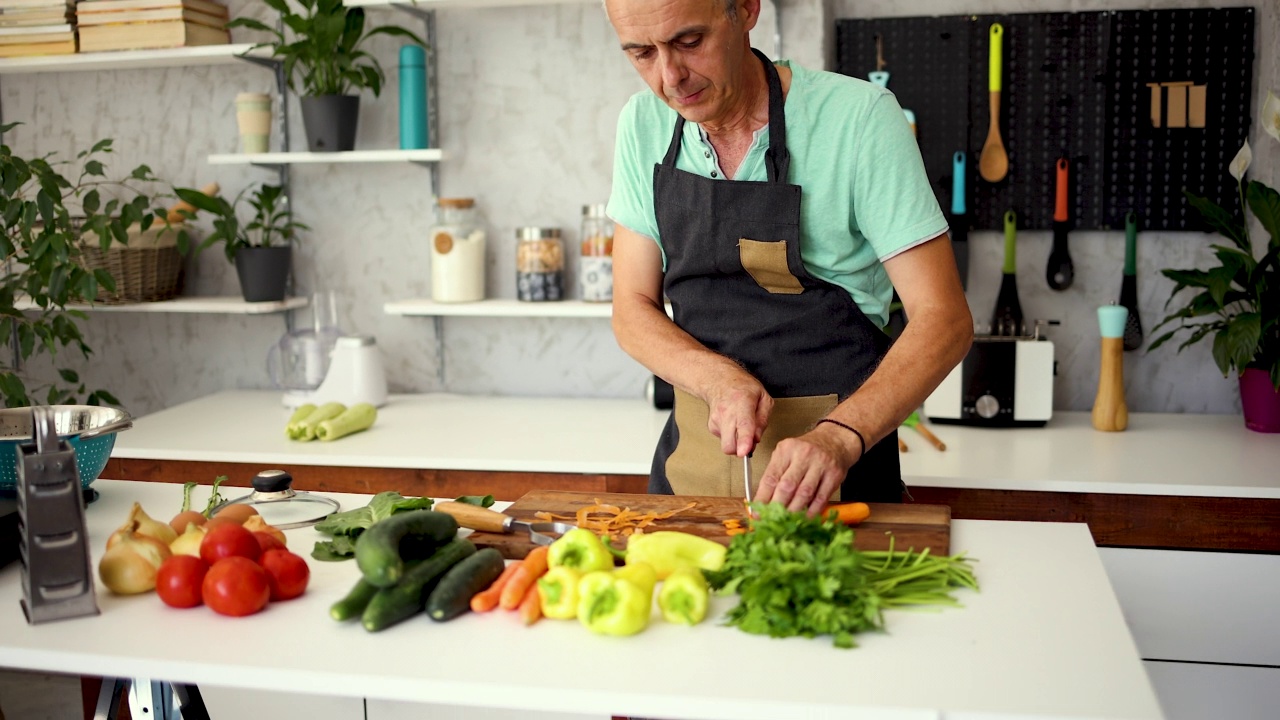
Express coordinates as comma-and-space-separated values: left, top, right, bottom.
0, 406, 132, 497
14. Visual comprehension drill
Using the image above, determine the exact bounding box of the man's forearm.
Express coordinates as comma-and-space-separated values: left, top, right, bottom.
611, 295, 751, 401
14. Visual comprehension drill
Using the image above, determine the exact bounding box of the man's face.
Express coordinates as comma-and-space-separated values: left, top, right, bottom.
607, 0, 758, 125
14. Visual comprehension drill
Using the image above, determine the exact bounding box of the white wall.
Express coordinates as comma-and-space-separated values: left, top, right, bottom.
3, 0, 1275, 417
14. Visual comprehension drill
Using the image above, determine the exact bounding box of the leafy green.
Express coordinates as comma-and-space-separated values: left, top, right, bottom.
201, 475, 228, 518
454, 494, 495, 508
705, 503, 977, 648
311, 535, 358, 562
310, 491, 435, 560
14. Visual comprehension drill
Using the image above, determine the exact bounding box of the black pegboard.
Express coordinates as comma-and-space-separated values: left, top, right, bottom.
835, 8, 1254, 231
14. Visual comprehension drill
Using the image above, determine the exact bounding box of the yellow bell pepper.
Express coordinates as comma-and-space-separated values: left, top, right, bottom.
537, 565, 582, 620
576, 563, 656, 637
626, 531, 727, 580
658, 566, 710, 625
547, 528, 615, 574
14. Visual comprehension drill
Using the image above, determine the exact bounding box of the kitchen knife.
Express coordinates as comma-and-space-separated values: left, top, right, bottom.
742, 451, 753, 502
434, 502, 575, 546
991, 210, 1024, 336
1046, 158, 1075, 290
951, 151, 970, 290
1120, 211, 1144, 351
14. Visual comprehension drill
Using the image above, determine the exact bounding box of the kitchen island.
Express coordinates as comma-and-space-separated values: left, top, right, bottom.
0, 479, 1162, 720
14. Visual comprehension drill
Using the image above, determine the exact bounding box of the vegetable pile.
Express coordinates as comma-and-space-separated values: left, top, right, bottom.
312, 491, 493, 561
285, 402, 378, 442
704, 502, 978, 648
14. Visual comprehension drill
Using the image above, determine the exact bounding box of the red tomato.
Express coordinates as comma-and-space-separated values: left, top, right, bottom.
253, 531, 287, 555
156, 555, 208, 609
200, 523, 261, 566
259, 549, 310, 601
202, 557, 270, 617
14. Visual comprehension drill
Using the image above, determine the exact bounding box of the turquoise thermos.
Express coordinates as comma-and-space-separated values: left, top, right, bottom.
399, 45, 428, 149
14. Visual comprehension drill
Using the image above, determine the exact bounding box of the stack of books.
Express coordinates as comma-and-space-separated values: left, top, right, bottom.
76, 0, 229, 53
0, 0, 76, 57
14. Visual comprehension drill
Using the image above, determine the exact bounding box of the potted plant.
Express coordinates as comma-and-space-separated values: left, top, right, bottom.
0, 128, 172, 407
228, 0, 426, 152
1150, 90, 1280, 433
174, 184, 308, 303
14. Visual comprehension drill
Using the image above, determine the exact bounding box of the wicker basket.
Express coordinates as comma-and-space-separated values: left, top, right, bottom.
80, 244, 183, 304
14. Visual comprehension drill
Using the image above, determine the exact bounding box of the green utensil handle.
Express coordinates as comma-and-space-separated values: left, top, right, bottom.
989, 23, 1003, 92
1003, 210, 1017, 274
1124, 211, 1138, 276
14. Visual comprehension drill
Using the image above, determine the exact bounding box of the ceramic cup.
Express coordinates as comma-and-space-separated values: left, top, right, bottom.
235, 92, 272, 154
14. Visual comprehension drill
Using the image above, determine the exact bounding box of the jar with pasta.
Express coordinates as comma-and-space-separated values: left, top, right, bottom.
430, 198, 486, 303
515, 227, 563, 301
579, 204, 613, 302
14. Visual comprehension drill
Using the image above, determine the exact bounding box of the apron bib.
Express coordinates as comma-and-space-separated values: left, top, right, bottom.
648, 48, 903, 504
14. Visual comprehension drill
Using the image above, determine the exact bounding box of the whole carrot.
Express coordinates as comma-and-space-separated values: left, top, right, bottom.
828, 502, 871, 525
470, 562, 520, 613
518, 582, 542, 625
499, 545, 549, 611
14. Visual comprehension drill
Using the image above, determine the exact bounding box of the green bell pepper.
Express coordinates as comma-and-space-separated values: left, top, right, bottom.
547, 528, 615, 574
537, 566, 581, 620
625, 531, 727, 580
576, 567, 654, 637
658, 566, 710, 625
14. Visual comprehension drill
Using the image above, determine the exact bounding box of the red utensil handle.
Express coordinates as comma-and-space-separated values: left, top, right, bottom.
1054, 158, 1069, 222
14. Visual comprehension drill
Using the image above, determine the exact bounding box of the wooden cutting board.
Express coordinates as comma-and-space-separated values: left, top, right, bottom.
466, 490, 950, 560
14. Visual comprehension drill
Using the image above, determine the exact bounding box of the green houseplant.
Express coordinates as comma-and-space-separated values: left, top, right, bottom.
174, 183, 308, 303
228, 0, 426, 152
1150, 90, 1280, 432
0, 127, 171, 407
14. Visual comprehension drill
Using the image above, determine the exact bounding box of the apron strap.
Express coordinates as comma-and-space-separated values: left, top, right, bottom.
660, 48, 790, 184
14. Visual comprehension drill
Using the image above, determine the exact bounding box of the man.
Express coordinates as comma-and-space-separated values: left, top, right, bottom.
605, 0, 972, 515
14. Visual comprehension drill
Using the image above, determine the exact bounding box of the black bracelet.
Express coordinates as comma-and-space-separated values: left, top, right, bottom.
815, 418, 866, 453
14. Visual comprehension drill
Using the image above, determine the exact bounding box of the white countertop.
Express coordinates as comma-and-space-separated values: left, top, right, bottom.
113, 391, 1280, 499
0, 480, 1163, 720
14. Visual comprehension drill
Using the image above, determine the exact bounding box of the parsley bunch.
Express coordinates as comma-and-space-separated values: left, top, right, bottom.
704, 503, 977, 648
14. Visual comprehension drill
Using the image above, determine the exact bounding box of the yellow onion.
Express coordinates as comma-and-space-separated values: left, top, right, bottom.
107, 502, 177, 549
169, 522, 207, 557
242, 515, 287, 548
98, 528, 171, 595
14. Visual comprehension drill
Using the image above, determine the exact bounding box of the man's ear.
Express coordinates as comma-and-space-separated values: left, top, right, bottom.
737, 0, 762, 33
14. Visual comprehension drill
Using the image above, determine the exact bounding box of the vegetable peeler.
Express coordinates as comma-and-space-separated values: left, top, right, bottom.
434, 502, 575, 546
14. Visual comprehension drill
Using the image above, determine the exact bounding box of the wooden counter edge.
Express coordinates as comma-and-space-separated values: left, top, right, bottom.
104, 458, 1280, 553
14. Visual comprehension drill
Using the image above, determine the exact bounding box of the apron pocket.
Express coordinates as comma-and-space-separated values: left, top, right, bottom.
739, 238, 804, 295
665, 388, 838, 498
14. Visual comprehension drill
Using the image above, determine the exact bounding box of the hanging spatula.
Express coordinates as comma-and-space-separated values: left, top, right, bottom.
1119, 211, 1144, 351
1046, 158, 1075, 290
991, 210, 1024, 336
951, 151, 970, 290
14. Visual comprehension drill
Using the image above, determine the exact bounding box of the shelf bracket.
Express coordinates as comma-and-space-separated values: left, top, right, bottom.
433, 315, 446, 387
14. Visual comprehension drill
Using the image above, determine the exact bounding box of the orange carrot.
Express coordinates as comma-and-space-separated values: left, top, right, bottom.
499, 545, 549, 611
828, 502, 871, 525
518, 582, 542, 625
470, 562, 520, 613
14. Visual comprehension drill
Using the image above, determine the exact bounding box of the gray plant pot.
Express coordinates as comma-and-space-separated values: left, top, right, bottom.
299, 95, 360, 152
234, 245, 291, 302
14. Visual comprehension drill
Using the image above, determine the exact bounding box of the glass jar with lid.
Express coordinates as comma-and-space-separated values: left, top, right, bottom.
579, 204, 614, 302
516, 227, 564, 301
430, 198, 486, 303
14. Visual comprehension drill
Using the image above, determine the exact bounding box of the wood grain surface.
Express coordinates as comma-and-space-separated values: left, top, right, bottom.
464, 490, 951, 559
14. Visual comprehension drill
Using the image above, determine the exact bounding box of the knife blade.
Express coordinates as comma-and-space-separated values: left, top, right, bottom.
742, 451, 753, 502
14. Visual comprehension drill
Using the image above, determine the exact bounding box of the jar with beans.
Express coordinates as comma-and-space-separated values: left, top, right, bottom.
516, 227, 564, 301
579, 204, 614, 302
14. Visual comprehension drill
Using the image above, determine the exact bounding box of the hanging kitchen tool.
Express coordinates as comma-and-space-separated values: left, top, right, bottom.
991, 210, 1024, 336
902, 411, 946, 451
868, 34, 916, 136
979, 23, 1008, 183
1119, 211, 1144, 351
212, 470, 340, 529
433, 502, 575, 546
1046, 157, 1075, 290
951, 151, 970, 290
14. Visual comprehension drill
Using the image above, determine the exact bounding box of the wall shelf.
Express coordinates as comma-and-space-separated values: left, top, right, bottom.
347, 0, 593, 10
385, 298, 613, 318
208, 149, 445, 166
0, 44, 273, 75
14, 296, 308, 315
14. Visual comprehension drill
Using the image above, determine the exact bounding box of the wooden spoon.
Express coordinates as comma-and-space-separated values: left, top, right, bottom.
978, 23, 1008, 183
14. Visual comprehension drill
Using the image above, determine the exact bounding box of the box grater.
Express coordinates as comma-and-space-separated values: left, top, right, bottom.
17, 406, 99, 624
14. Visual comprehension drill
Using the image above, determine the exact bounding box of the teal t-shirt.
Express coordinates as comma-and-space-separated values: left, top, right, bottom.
606, 59, 947, 328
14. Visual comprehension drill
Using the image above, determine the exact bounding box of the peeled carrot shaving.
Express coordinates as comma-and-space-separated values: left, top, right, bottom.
725, 527, 748, 536
535, 500, 697, 542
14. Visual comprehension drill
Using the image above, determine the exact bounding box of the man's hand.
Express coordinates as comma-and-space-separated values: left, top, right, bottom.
755, 423, 863, 516
704, 376, 772, 457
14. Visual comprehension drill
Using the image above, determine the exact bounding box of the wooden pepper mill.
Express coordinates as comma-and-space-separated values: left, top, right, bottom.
1092, 305, 1130, 431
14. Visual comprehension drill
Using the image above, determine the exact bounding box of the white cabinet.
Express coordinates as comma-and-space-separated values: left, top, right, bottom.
200, 685, 365, 720
366, 699, 604, 720
1144, 662, 1280, 720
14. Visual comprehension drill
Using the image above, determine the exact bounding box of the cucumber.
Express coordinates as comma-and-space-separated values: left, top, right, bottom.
290, 402, 346, 441
426, 548, 506, 622
285, 403, 318, 438
329, 577, 379, 622
355, 509, 459, 587
361, 538, 477, 632
316, 403, 378, 442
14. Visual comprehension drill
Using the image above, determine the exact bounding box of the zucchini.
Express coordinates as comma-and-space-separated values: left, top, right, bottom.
355, 509, 458, 587
361, 538, 476, 632
316, 403, 378, 442
329, 577, 379, 622
426, 548, 506, 622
